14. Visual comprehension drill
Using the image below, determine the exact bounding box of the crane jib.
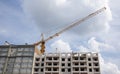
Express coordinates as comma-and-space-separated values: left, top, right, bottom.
44, 7, 106, 42
34, 7, 106, 55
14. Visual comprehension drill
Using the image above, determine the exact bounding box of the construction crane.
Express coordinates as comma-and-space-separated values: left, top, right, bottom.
34, 7, 106, 55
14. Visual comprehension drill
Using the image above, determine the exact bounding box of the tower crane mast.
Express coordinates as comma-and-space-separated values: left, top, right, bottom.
34, 7, 106, 55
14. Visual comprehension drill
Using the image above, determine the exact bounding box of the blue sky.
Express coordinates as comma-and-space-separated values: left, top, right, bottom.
0, 0, 120, 74
0, 0, 41, 44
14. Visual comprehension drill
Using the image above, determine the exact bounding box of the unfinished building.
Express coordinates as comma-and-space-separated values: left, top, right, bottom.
0, 45, 35, 74
0, 45, 100, 74
33, 52, 101, 74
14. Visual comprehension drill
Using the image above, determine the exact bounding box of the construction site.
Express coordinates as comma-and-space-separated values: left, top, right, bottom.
0, 45, 100, 74
0, 7, 106, 74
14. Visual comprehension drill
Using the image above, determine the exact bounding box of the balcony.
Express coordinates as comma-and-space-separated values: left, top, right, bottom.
72, 62, 79, 67
73, 67, 79, 73
93, 57, 98, 62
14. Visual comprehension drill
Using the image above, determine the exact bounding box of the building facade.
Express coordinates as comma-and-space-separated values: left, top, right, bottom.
0, 45, 100, 74
0, 45, 35, 74
33, 52, 101, 74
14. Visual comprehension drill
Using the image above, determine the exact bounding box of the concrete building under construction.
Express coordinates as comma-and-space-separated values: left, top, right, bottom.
0, 45, 34, 74
0, 7, 107, 74
0, 45, 100, 74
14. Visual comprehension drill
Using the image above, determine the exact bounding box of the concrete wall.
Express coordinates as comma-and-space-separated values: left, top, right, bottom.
33, 52, 101, 74
0, 45, 35, 74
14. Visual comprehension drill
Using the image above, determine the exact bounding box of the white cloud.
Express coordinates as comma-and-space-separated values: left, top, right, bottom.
22, 0, 112, 37
78, 37, 113, 52
88, 37, 114, 52
50, 39, 72, 53
101, 62, 120, 74
78, 46, 89, 52
78, 37, 120, 74
88, 37, 100, 52
99, 55, 120, 74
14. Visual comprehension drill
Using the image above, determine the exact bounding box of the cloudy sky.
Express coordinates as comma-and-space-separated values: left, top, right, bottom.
0, 0, 120, 74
